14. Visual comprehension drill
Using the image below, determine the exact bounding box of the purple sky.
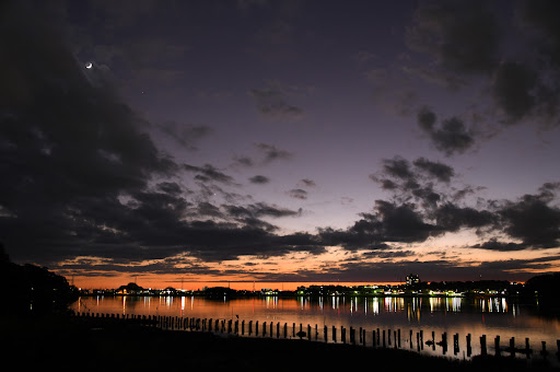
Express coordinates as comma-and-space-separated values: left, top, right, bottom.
2, 0, 560, 287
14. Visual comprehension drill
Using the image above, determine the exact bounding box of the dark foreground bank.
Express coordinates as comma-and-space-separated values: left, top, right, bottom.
3, 315, 560, 372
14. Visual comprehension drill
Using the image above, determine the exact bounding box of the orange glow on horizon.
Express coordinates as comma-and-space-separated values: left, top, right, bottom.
65, 273, 402, 292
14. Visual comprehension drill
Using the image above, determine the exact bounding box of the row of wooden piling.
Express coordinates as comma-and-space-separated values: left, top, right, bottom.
72, 311, 560, 362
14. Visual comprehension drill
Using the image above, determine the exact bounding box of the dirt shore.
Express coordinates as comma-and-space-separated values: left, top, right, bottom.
3, 315, 560, 372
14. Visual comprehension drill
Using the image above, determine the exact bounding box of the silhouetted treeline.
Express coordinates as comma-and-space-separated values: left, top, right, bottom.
522, 273, 560, 311
1, 243, 79, 317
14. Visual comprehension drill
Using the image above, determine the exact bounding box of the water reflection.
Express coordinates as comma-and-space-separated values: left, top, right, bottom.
71, 295, 560, 366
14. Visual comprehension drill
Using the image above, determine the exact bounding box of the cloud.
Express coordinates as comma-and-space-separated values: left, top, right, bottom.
156, 122, 212, 150
0, 2, 317, 268
255, 143, 293, 163
249, 175, 270, 184
183, 164, 236, 185
319, 201, 435, 251
412, 157, 454, 183
298, 178, 316, 188
288, 189, 308, 200
406, 0, 499, 79
416, 107, 475, 156
496, 183, 560, 248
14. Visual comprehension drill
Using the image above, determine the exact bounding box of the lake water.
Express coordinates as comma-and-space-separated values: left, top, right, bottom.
70, 295, 560, 365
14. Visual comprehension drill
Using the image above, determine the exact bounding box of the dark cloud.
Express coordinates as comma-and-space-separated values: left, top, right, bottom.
406, 0, 499, 78
0, 1, 320, 269
298, 178, 316, 187
157, 122, 212, 150
255, 143, 293, 163
497, 190, 560, 249
406, 0, 560, 142
371, 156, 457, 208
416, 107, 475, 156
232, 155, 254, 167
249, 175, 270, 184
471, 239, 526, 252
319, 201, 436, 250
517, 0, 560, 68
231, 143, 293, 169
288, 189, 307, 200
434, 204, 495, 233
366, 156, 560, 254
492, 62, 538, 123
412, 157, 454, 183
382, 156, 414, 180
183, 164, 236, 185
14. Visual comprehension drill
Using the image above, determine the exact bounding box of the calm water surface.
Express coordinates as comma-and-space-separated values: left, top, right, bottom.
71, 295, 560, 364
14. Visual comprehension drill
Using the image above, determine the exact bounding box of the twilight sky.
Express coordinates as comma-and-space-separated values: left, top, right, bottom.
2, 0, 560, 289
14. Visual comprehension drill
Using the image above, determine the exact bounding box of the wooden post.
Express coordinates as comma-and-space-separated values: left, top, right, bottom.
324, 325, 328, 342
525, 337, 532, 358
541, 341, 548, 358
276, 322, 280, 338
270, 321, 273, 337
248, 320, 252, 335
372, 330, 376, 348
429, 331, 435, 350
342, 326, 346, 344
332, 326, 337, 343
397, 329, 401, 348
510, 337, 516, 358
284, 323, 288, 339
382, 329, 386, 348
480, 335, 487, 356
359, 327, 363, 344
466, 333, 472, 357
442, 332, 448, 355
454, 333, 459, 355
262, 321, 266, 337
495, 335, 501, 357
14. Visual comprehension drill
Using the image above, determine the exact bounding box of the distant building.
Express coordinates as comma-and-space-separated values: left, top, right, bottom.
406, 273, 420, 286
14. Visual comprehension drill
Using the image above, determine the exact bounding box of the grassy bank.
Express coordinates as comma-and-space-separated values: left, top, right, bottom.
3, 314, 560, 371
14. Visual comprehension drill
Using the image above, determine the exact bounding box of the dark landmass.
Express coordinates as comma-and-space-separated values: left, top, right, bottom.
3, 314, 560, 372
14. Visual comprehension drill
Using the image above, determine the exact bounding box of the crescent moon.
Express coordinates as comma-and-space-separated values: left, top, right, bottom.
85, 62, 93, 69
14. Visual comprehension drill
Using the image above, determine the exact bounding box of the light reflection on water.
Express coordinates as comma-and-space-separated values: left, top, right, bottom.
71, 296, 560, 365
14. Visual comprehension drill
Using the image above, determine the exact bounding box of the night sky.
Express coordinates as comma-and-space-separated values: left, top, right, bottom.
2, 0, 560, 289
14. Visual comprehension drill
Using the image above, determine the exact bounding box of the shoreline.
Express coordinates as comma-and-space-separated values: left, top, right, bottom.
4, 314, 560, 371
